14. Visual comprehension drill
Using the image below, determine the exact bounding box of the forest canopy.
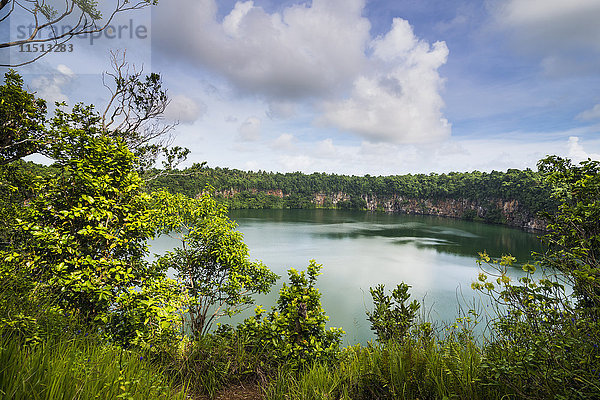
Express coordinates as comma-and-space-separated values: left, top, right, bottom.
145, 164, 557, 217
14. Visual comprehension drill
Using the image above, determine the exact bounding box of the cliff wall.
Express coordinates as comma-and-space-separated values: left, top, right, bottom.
216, 189, 547, 231
313, 192, 546, 231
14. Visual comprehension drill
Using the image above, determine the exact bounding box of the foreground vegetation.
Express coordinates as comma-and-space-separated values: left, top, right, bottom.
1, 68, 599, 399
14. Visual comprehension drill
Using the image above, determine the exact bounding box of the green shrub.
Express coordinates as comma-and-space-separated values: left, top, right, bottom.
239, 260, 344, 369
367, 283, 420, 343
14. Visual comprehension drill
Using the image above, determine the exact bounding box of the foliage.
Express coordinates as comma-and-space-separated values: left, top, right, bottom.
472, 154, 600, 400
0, 66, 184, 173
101, 51, 192, 174
158, 331, 271, 398
109, 276, 186, 350
0, 71, 191, 349
537, 156, 600, 314
16, 131, 152, 317
238, 260, 344, 369
153, 189, 278, 337
367, 283, 421, 343
147, 165, 557, 219
0, 161, 52, 246
0, 70, 48, 165
474, 252, 600, 399
2, 107, 184, 348
264, 336, 495, 400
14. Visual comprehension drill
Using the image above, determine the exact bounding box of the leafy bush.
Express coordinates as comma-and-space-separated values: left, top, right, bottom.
367, 283, 421, 343
475, 253, 600, 399
239, 260, 344, 368
471, 157, 600, 399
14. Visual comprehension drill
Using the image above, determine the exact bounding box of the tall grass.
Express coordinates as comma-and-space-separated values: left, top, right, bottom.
264, 336, 506, 400
0, 331, 186, 400
159, 331, 272, 398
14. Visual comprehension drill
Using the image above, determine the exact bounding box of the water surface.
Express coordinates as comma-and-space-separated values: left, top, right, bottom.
221, 209, 542, 344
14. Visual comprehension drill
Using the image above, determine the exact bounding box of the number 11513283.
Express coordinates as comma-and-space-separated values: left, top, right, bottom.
19, 43, 74, 53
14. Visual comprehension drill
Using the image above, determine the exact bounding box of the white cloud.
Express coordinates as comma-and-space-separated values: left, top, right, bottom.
267, 101, 297, 119
245, 160, 260, 171
30, 65, 75, 104
577, 104, 600, 121
153, 1, 450, 144
153, 0, 370, 99
164, 94, 206, 124
57, 64, 74, 78
500, 0, 600, 28
315, 138, 339, 159
238, 116, 262, 141
321, 18, 450, 143
278, 154, 312, 171
568, 136, 600, 162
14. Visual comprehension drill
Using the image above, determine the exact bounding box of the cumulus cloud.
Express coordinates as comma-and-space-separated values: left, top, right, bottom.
153, 0, 370, 99
30, 64, 74, 104
153, 0, 450, 144
568, 136, 600, 162
495, 0, 600, 75
321, 18, 450, 143
577, 104, 600, 121
57, 64, 74, 78
238, 116, 262, 141
164, 94, 206, 124
315, 138, 339, 159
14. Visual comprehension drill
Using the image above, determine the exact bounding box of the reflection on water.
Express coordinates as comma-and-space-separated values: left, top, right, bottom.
231, 209, 542, 261
150, 209, 543, 345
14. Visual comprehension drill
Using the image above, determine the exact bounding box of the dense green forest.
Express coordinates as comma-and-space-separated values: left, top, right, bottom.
148, 165, 556, 214
2, 66, 600, 400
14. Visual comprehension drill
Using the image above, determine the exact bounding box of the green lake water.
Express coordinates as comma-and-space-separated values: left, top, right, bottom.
150, 209, 543, 344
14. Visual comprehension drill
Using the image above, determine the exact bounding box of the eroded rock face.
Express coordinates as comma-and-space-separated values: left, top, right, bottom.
212, 188, 547, 231
316, 193, 547, 231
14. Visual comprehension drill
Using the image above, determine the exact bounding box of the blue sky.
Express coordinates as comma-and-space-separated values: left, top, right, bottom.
4, 0, 600, 174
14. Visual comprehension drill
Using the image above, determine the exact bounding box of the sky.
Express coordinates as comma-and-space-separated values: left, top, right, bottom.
3, 0, 600, 175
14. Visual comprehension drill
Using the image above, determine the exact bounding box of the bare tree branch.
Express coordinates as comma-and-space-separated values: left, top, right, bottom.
0, 0, 157, 67
101, 51, 188, 173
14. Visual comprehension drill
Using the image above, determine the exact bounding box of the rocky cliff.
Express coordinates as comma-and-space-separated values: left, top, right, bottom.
317, 193, 547, 231
216, 189, 547, 231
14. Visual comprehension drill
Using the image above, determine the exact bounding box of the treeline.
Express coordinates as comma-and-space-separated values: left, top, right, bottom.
146, 166, 557, 215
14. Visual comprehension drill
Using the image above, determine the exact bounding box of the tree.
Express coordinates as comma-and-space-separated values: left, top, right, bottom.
537, 156, 600, 314
1, 99, 184, 347
0, 0, 157, 67
0, 70, 47, 165
471, 156, 600, 399
154, 189, 278, 337
0, 64, 187, 173
18, 120, 154, 320
101, 51, 189, 173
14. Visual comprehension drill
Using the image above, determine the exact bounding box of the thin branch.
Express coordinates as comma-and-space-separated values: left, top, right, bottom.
1, 1, 153, 66
0, 0, 15, 23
